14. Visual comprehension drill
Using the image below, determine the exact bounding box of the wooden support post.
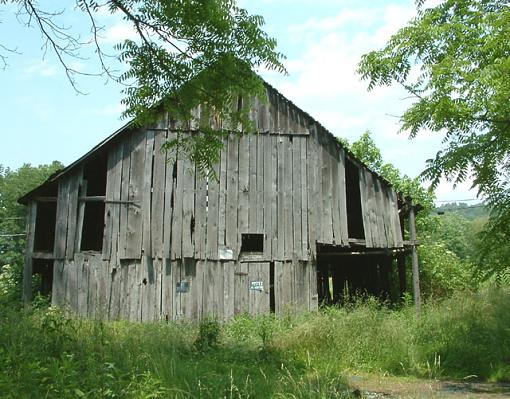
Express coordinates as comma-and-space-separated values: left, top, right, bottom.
397, 254, 406, 298
22, 202, 37, 304
408, 199, 421, 314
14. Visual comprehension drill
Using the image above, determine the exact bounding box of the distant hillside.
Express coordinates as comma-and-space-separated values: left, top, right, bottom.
434, 202, 488, 220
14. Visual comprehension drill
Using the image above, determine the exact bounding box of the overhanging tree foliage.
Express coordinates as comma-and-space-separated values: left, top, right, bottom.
357, 0, 510, 278
1, 1, 285, 174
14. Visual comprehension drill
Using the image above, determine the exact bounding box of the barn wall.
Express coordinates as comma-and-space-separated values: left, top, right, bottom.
52, 253, 316, 321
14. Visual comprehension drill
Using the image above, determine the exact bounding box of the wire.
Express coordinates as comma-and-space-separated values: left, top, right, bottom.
435, 198, 480, 203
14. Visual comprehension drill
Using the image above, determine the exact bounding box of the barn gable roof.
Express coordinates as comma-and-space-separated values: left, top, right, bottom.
19, 81, 392, 204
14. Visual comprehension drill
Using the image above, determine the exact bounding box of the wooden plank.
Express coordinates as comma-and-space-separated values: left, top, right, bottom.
217, 141, 228, 248
67, 260, 78, 313
65, 172, 80, 259
142, 130, 155, 259
108, 262, 121, 320
373, 178, 387, 248
238, 134, 250, 238
76, 180, 87, 255
248, 134, 258, 230
206, 160, 220, 260
292, 138, 302, 259
161, 258, 174, 321
300, 138, 309, 260
22, 202, 36, 304
366, 171, 380, 247
118, 133, 133, 259
152, 130, 167, 259
270, 136, 278, 260
104, 145, 122, 260
321, 146, 334, 244
225, 135, 239, 257
106, 143, 123, 261
274, 261, 284, 314
194, 171, 207, 260
52, 260, 64, 307
223, 261, 235, 320
283, 137, 293, 259
234, 262, 248, 315
330, 148, 341, 245
276, 136, 285, 259
263, 134, 273, 259
170, 156, 184, 259
181, 156, 195, 258
163, 132, 176, 259
124, 130, 147, 259
409, 202, 421, 314
358, 167, 372, 247
307, 128, 319, 257
54, 176, 70, 259
337, 149, 349, 246
248, 262, 270, 315
129, 260, 141, 322
173, 260, 183, 320
256, 134, 264, 234
390, 189, 404, 247
87, 258, 98, 318
77, 255, 89, 316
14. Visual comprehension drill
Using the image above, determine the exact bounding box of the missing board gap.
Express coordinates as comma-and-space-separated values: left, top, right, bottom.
240, 233, 264, 253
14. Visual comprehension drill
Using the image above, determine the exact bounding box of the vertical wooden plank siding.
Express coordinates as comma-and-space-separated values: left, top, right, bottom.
54, 176, 70, 259
141, 131, 155, 260
300, 137, 309, 259
194, 172, 207, 260
171, 154, 184, 259
263, 134, 273, 259
103, 145, 119, 259
248, 135, 258, 230
124, 130, 146, 258
65, 173, 80, 259
276, 136, 285, 259
118, 133, 133, 259
163, 131, 176, 259
283, 137, 293, 259
337, 149, 349, 246
256, 134, 264, 234
248, 263, 270, 315
22, 202, 36, 303
330, 148, 341, 245
307, 130, 318, 258
292, 138, 302, 259
217, 143, 228, 248
225, 135, 239, 256
321, 146, 334, 244
206, 161, 220, 260
151, 130, 167, 259
270, 136, 278, 260
182, 156, 196, 258
238, 134, 250, 235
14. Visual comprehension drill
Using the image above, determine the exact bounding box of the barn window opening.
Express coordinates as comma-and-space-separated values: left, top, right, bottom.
32, 259, 53, 298
345, 158, 365, 239
240, 233, 263, 253
34, 201, 57, 252
79, 153, 107, 251
316, 244, 394, 306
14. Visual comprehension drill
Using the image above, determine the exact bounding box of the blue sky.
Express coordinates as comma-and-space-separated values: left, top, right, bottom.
0, 0, 478, 203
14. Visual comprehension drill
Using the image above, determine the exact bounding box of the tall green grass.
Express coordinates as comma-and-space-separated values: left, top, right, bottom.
1, 287, 509, 398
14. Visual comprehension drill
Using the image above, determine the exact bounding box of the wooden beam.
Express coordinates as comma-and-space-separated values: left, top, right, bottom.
408, 199, 421, 314
22, 202, 37, 304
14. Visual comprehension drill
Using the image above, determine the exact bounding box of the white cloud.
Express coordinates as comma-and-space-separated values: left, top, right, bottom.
100, 21, 138, 44
24, 60, 57, 77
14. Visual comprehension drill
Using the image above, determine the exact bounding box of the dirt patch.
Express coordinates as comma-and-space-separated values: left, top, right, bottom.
348, 374, 510, 399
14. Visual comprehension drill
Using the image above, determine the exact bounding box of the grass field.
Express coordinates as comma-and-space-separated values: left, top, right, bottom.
1, 287, 509, 398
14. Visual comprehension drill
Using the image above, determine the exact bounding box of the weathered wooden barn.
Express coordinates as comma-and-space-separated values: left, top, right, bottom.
20, 83, 420, 321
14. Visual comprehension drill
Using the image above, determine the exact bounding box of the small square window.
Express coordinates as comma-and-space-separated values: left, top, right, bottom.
241, 233, 263, 253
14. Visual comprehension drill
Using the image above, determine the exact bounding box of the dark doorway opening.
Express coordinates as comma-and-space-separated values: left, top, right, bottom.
34, 202, 57, 252
80, 153, 107, 251
316, 244, 394, 306
345, 158, 365, 240
32, 259, 54, 298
